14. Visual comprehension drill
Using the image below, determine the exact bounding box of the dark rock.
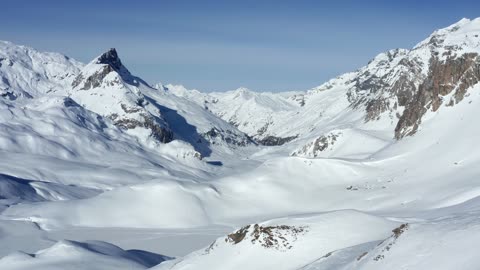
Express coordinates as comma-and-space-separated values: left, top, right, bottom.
346, 43, 479, 140
143, 116, 174, 143
112, 115, 173, 143
72, 65, 115, 90
225, 224, 307, 250
202, 127, 253, 146
71, 48, 133, 90
291, 133, 339, 157
392, 223, 409, 239
96, 48, 123, 71
395, 53, 480, 138
258, 135, 297, 146
226, 225, 250, 244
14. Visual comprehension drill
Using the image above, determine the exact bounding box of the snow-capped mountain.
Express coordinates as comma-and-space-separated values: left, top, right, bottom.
0, 40, 254, 161
0, 40, 256, 211
1, 17, 480, 270
70, 48, 254, 156
70, 48, 175, 145
0, 41, 82, 99
166, 18, 480, 159
161, 84, 305, 145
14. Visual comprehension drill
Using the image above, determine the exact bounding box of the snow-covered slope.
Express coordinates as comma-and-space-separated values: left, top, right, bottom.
0, 41, 82, 99
1, 17, 480, 270
153, 211, 398, 270
0, 240, 170, 270
162, 84, 305, 143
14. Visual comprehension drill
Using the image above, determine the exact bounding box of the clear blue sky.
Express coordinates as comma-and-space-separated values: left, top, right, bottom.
2, 0, 479, 92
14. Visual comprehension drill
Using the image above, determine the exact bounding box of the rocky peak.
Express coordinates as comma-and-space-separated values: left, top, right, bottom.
95, 48, 123, 72
366, 49, 409, 68
341, 18, 480, 139
72, 48, 133, 90
69, 48, 175, 145
394, 52, 480, 138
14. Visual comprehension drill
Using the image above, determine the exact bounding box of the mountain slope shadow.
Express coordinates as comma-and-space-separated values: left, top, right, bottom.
0, 173, 42, 202
0, 173, 101, 203
144, 96, 213, 157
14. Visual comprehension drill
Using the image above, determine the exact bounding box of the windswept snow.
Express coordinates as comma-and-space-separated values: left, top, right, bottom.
0, 240, 170, 270
153, 211, 398, 270
1, 17, 480, 270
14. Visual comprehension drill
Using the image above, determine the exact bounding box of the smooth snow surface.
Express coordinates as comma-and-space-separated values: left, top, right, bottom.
1, 18, 480, 270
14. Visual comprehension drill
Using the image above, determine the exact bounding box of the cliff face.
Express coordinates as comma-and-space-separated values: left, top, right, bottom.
395, 53, 480, 138
345, 19, 480, 139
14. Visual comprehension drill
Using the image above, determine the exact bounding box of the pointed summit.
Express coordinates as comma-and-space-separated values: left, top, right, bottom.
72, 48, 134, 90
413, 17, 480, 52
95, 48, 123, 71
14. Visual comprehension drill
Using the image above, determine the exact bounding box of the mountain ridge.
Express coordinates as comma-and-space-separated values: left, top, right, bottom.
1, 17, 480, 270
162, 18, 480, 156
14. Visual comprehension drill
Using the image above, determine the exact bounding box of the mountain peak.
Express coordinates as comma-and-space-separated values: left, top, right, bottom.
435, 17, 480, 35
234, 87, 251, 92
412, 16, 480, 58
94, 48, 122, 71
449, 17, 471, 28
72, 48, 133, 90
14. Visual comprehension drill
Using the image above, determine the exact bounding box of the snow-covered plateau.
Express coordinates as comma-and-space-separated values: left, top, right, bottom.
1, 18, 480, 269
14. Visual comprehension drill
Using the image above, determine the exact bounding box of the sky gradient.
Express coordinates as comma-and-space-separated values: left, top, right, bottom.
2, 0, 480, 92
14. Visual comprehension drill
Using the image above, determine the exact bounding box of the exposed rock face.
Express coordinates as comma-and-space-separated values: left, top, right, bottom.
226, 225, 251, 244
368, 223, 410, 262
291, 132, 340, 158
345, 20, 480, 140
258, 135, 297, 146
395, 53, 480, 138
290, 93, 306, 106
95, 48, 123, 71
347, 49, 426, 124
112, 115, 173, 143
71, 48, 129, 90
143, 116, 174, 143
224, 224, 308, 251
202, 127, 253, 147
71, 65, 115, 90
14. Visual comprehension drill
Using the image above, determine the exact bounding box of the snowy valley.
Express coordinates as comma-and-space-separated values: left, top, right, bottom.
0, 18, 480, 270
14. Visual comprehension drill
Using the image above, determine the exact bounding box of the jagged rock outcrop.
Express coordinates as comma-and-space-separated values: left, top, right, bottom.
291, 132, 340, 158
346, 48, 426, 124
96, 48, 123, 71
202, 127, 253, 147
395, 53, 480, 138
258, 135, 297, 146
223, 224, 308, 251
346, 19, 480, 139
71, 64, 115, 90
